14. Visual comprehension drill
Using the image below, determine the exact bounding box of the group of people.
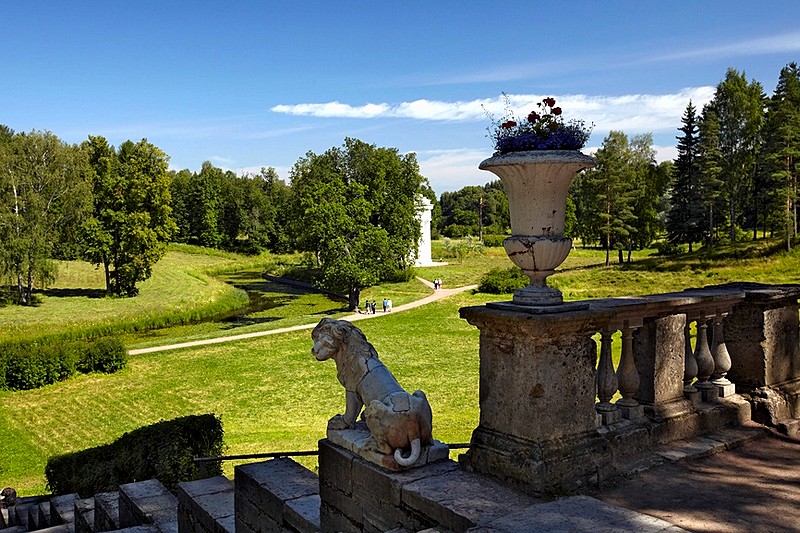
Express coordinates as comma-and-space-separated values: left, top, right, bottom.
358, 298, 393, 314
433, 278, 443, 290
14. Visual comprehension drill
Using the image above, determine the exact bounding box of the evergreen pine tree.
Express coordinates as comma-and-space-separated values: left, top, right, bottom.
666, 101, 703, 251
760, 62, 800, 250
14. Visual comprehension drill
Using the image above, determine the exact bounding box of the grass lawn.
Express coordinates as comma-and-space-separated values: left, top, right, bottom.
0, 291, 490, 495
3, 238, 800, 495
0, 246, 251, 343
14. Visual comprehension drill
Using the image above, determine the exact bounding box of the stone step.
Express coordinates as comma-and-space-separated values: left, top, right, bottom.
93, 492, 119, 532
74, 498, 94, 533
235, 458, 320, 533
10, 497, 47, 530
118, 480, 177, 533
177, 476, 234, 533
24, 526, 70, 533
49, 494, 79, 530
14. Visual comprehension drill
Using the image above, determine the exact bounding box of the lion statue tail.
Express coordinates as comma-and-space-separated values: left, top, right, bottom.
394, 438, 421, 466
393, 390, 433, 467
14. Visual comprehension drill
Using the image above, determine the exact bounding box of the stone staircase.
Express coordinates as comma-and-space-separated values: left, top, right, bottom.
0, 425, 768, 533
0, 458, 319, 533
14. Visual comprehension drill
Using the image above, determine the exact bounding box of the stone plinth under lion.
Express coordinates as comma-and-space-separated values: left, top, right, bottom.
311, 318, 448, 471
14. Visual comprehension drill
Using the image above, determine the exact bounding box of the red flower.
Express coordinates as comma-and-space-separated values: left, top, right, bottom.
527, 111, 539, 122
543, 97, 556, 107
552, 107, 562, 115
501, 120, 517, 129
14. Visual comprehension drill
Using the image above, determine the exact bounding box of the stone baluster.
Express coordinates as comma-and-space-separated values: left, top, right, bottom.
615, 319, 643, 419
711, 309, 735, 397
692, 314, 718, 401
683, 318, 701, 404
595, 326, 621, 425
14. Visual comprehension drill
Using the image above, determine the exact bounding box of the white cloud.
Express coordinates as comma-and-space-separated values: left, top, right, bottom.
271, 102, 390, 119
272, 88, 715, 134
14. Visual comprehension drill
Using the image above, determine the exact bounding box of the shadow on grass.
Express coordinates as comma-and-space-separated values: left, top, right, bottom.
41, 287, 107, 299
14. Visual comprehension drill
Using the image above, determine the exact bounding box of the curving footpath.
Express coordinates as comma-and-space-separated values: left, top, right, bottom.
128, 277, 476, 355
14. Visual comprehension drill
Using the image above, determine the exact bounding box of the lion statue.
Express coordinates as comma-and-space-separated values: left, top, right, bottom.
311, 318, 433, 467
1, 487, 17, 508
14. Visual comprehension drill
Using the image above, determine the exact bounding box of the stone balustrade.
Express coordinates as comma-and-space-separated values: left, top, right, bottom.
459, 282, 800, 493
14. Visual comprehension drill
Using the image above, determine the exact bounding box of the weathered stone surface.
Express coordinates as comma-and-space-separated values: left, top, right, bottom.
283, 494, 320, 533
725, 284, 800, 389
50, 493, 78, 526
460, 306, 600, 441
178, 476, 234, 533
327, 423, 449, 471
234, 458, 318, 533
634, 314, 686, 409
94, 492, 119, 532
477, 495, 689, 533
118, 479, 177, 531
74, 498, 95, 533
402, 467, 539, 532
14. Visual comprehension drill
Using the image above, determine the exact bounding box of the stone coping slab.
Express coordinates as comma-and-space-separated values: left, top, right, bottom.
470, 495, 688, 533
327, 424, 449, 471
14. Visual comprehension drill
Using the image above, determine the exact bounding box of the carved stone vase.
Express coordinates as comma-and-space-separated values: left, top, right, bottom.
479, 150, 596, 306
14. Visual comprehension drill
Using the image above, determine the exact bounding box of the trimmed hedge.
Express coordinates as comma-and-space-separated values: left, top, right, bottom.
45, 414, 224, 496
0, 337, 127, 391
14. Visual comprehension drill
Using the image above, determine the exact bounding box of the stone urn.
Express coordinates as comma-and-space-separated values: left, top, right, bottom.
479, 150, 596, 305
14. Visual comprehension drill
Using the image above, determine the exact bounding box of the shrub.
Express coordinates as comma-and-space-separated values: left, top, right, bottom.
653, 241, 686, 256
478, 267, 528, 294
45, 414, 225, 496
79, 337, 127, 374
1, 337, 126, 391
482, 235, 506, 247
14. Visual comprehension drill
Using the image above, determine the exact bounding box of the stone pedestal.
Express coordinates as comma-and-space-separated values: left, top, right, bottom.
458, 304, 604, 492
317, 439, 539, 533
723, 283, 800, 425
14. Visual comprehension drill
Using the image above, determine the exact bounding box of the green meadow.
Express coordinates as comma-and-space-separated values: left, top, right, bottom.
2, 239, 800, 495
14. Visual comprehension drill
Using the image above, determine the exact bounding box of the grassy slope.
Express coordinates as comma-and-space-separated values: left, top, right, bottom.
3, 239, 800, 494
0, 291, 488, 494
0, 247, 250, 342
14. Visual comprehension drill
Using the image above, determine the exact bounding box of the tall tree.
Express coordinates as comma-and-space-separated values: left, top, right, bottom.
437, 180, 509, 238
667, 101, 704, 251
584, 131, 639, 265
760, 62, 800, 250
0, 130, 91, 304
289, 138, 426, 310
626, 133, 666, 259
82, 137, 176, 297
696, 104, 726, 245
709, 68, 765, 241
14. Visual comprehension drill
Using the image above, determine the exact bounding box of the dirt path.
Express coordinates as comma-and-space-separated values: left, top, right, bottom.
129, 277, 477, 355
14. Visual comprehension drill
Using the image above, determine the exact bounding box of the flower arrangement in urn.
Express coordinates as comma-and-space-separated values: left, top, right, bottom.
480, 95, 596, 306
487, 95, 593, 154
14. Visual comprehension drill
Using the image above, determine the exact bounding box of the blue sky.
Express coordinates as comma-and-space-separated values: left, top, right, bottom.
2, 1, 799, 196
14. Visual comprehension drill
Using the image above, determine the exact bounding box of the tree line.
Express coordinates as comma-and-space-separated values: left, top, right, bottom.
3, 63, 797, 305
0, 132, 429, 310
438, 63, 800, 266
